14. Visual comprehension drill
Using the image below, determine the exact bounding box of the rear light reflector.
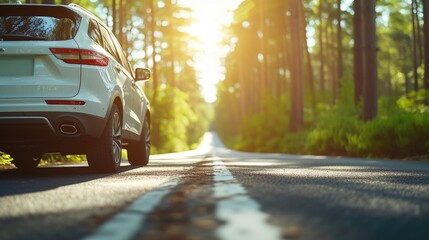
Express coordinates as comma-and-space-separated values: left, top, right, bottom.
50, 48, 109, 66
45, 100, 86, 106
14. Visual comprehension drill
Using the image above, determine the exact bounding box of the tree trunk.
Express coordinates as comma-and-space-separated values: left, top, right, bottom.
411, 0, 419, 91
362, 0, 378, 121
167, 0, 175, 88
258, 0, 268, 101
328, 15, 337, 104
353, 0, 363, 105
299, 1, 316, 116
238, 47, 246, 122
337, 0, 343, 80
118, 0, 124, 46
112, 0, 117, 35
123, 0, 129, 56
318, 0, 325, 92
402, 46, 411, 95
149, 0, 160, 148
289, 0, 304, 132
386, 51, 393, 96
423, 0, 429, 92
415, 0, 423, 65
149, 0, 158, 102
278, 2, 289, 97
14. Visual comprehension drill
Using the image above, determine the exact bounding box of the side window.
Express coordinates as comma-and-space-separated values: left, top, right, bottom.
88, 20, 103, 46
108, 31, 133, 76
98, 24, 121, 63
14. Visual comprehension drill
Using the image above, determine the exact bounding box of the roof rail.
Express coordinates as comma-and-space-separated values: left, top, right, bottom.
68, 3, 99, 20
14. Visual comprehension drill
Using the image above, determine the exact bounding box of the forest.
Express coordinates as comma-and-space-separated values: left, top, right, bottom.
1, 0, 429, 166
215, 0, 429, 159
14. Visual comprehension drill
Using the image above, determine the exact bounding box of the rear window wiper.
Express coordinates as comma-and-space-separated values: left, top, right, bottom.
1, 34, 46, 41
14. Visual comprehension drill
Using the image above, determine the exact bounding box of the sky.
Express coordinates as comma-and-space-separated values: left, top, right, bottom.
178, 0, 243, 103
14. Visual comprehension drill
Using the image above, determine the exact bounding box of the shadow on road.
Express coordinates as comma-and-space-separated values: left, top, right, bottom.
0, 164, 140, 196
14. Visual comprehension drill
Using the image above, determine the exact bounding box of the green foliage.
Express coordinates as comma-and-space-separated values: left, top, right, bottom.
0, 152, 12, 166
219, 86, 429, 160
151, 87, 211, 154
38, 153, 86, 166
397, 90, 429, 113
302, 99, 429, 158
237, 94, 290, 152
187, 99, 213, 149
359, 109, 429, 158
219, 94, 308, 154
307, 79, 361, 155
307, 104, 363, 156
0, 152, 88, 167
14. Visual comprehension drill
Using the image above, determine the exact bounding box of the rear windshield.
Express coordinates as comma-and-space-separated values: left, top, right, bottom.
0, 5, 81, 41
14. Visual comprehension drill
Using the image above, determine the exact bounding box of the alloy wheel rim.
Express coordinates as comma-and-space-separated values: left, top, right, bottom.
112, 112, 122, 165
145, 121, 150, 158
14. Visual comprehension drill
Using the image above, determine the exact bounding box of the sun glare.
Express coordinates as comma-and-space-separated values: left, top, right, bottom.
178, 0, 243, 103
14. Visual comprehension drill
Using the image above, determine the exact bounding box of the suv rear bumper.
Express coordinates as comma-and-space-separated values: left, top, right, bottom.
0, 112, 106, 150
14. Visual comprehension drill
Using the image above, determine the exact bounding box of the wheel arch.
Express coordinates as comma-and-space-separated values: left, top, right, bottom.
113, 97, 123, 122
105, 92, 123, 120
145, 109, 150, 125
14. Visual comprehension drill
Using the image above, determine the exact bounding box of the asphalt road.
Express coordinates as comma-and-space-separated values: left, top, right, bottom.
1, 132, 429, 240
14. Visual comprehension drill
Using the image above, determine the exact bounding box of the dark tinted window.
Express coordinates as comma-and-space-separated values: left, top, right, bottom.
93, 21, 133, 77
0, 16, 76, 41
108, 31, 133, 76
0, 5, 80, 41
98, 25, 121, 63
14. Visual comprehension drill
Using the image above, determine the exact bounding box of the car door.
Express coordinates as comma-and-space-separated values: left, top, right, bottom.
107, 29, 145, 141
96, 24, 134, 139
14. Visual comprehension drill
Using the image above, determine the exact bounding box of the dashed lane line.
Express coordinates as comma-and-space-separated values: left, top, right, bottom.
83, 178, 180, 240
213, 157, 283, 240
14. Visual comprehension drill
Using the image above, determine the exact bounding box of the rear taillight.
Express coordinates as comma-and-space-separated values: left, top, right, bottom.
50, 48, 109, 66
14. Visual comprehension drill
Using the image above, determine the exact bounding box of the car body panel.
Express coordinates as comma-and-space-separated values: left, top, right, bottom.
0, 40, 81, 98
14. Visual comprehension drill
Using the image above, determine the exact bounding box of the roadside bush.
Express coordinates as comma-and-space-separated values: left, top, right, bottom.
151, 87, 211, 154
238, 95, 290, 152
359, 110, 429, 158
306, 103, 363, 156
358, 93, 429, 158
213, 80, 429, 160
306, 97, 429, 159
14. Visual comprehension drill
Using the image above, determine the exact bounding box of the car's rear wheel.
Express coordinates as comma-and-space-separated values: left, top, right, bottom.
87, 104, 122, 173
127, 116, 150, 166
12, 153, 42, 170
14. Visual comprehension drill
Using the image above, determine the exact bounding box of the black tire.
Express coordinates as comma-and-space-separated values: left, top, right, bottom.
87, 104, 122, 173
128, 116, 150, 166
12, 153, 42, 170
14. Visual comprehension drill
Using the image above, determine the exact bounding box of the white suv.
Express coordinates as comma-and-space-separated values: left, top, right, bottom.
0, 3, 151, 173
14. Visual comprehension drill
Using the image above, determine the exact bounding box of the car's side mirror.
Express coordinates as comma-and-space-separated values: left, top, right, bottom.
135, 68, 151, 81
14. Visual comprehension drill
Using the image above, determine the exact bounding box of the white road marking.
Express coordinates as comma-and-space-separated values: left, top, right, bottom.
83, 178, 179, 240
85, 132, 281, 240
213, 157, 282, 240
